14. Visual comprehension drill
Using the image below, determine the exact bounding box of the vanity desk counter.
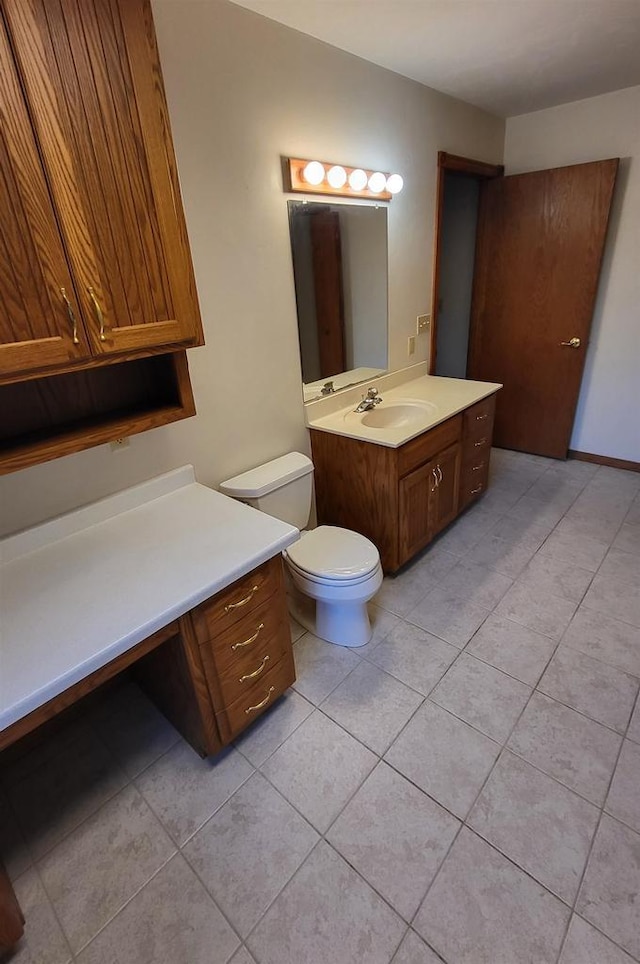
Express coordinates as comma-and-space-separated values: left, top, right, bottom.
306, 369, 502, 572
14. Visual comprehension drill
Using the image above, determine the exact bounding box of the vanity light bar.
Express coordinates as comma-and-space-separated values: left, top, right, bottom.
284, 157, 403, 201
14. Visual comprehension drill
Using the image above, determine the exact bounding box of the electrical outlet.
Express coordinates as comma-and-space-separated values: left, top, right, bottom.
417, 313, 431, 334
110, 437, 130, 451
407, 335, 416, 356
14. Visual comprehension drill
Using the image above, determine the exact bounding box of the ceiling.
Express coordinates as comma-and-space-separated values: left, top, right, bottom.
228, 0, 640, 117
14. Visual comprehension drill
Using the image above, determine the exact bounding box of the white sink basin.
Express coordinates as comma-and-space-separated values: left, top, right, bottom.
348, 399, 436, 429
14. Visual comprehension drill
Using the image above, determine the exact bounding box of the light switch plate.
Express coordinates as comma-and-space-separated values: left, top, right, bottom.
417, 314, 431, 334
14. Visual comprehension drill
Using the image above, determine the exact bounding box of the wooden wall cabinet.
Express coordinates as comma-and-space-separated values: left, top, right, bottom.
311, 394, 496, 572
0, 0, 204, 471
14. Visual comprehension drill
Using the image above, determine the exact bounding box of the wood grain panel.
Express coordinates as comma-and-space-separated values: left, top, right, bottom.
430, 442, 461, 536
199, 594, 287, 676
398, 415, 461, 477
191, 557, 282, 642
214, 649, 296, 744
398, 462, 433, 565
0, 12, 91, 375
310, 429, 399, 571
309, 210, 346, 378
0, 864, 24, 953
468, 159, 618, 457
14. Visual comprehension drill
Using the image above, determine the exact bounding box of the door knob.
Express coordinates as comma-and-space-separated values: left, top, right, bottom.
560, 337, 581, 348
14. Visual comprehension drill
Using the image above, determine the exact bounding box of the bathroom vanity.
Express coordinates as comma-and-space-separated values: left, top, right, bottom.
306, 372, 501, 571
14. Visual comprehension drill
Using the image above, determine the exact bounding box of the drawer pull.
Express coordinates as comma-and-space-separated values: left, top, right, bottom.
60, 288, 80, 344
431, 468, 438, 492
231, 623, 264, 651
474, 438, 488, 447
475, 413, 489, 421
245, 686, 275, 715
471, 484, 484, 494
224, 586, 259, 613
436, 465, 443, 483
239, 655, 270, 683
88, 286, 107, 342
472, 462, 486, 471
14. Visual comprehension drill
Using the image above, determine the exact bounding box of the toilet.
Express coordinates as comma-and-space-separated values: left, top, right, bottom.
219, 453, 383, 647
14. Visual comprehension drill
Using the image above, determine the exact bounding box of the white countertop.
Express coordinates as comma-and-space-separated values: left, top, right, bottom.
306, 373, 502, 447
0, 466, 299, 731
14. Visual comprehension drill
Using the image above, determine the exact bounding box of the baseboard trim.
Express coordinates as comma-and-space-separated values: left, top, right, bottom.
568, 449, 640, 473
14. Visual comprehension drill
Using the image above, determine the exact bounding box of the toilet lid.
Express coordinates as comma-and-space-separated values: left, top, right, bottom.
285, 526, 380, 580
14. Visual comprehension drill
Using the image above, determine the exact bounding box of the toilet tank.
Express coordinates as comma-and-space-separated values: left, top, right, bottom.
219, 453, 313, 530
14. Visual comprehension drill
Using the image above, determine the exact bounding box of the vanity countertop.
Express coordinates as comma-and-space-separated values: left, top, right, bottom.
0, 466, 299, 731
305, 373, 502, 447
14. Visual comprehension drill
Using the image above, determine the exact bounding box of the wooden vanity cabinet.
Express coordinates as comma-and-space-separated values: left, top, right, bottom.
311, 394, 497, 573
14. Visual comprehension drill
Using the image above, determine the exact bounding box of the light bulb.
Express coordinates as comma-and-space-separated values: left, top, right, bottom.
386, 173, 404, 194
348, 168, 367, 191
302, 161, 325, 186
327, 165, 347, 189
368, 171, 386, 194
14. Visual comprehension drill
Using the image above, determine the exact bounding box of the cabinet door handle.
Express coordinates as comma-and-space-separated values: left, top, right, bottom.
474, 437, 488, 447
231, 623, 264, 651
471, 484, 483, 494
88, 286, 107, 342
244, 686, 275, 715
239, 654, 270, 683
472, 462, 486, 471
475, 413, 489, 421
431, 468, 438, 492
60, 288, 79, 344
224, 586, 259, 612
437, 465, 443, 483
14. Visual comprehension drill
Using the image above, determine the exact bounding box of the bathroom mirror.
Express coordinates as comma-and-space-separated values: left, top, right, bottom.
287, 200, 388, 402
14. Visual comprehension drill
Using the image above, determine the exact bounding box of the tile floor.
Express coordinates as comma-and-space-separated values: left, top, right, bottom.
2, 449, 640, 964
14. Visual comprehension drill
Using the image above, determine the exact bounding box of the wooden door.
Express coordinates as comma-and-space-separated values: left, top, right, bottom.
0, 12, 91, 379
398, 461, 434, 564
468, 159, 618, 458
429, 443, 461, 537
309, 210, 346, 378
3, 0, 202, 358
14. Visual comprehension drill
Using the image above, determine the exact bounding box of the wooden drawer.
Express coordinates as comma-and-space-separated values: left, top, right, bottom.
462, 433, 492, 466
215, 649, 296, 742
398, 414, 462, 477
191, 556, 282, 641
463, 395, 496, 441
200, 594, 286, 673
459, 459, 490, 510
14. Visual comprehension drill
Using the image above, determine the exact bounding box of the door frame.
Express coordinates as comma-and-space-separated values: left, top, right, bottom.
429, 152, 503, 374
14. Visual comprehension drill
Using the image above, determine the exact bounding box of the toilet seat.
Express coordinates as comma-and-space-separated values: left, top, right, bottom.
284, 526, 380, 582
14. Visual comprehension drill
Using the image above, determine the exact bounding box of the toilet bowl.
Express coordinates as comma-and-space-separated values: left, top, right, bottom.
219, 454, 383, 647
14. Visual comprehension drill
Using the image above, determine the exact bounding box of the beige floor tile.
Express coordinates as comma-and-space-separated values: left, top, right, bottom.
321, 661, 423, 754
9, 868, 72, 964
247, 841, 405, 964
508, 692, 622, 805
561, 609, 640, 678
183, 772, 317, 938
516, 554, 594, 603
414, 828, 570, 964
538, 646, 639, 733
135, 742, 253, 845
375, 568, 437, 617
510, 492, 568, 527
230, 949, 257, 964
628, 699, 640, 743
605, 739, 640, 833
487, 512, 552, 549
614, 523, 640, 556
261, 710, 376, 831
577, 815, 640, 960
327, 762, 459, 920
355, 604, 403, 656
410, 543, 461, 583
234, 690, 314, 766
599, 547, 640, 587
468, 751, 599, 903
432, 506, 498, 555
430, 654, 531, 743
288, 615, 305, 642
582, 573, 640, 628
367, 621, 458, 696
466, 533, 537, 578
38, 784, 176, 954
291, 631, 360, 705
75, 855, 239, 964
536, 524, 609, 572
384, 701, 500, 819
559, 915, 636, 964
495, 582, 577, 641
437, 559, 513, 610
467, 613, 557, 685
392, 930, 442, 963
407, 586, 490, 649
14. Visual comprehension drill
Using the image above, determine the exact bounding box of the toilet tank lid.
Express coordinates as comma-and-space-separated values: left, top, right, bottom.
219, 452, 313, 499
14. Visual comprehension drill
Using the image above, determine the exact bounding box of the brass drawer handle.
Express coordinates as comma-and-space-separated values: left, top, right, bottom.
88, 286, 107, 341
474, 438, 488, 447
224, 586, 259, 613
245, 686, 275, 715
471, 484, 483, 494
472, 462, 486, 471
239, 654, 270, 683
231, 623, 264, 651
437, 465, 443, 484
431, 468, 438, 492
475, 413, 489, 421
60, 288, 79, 344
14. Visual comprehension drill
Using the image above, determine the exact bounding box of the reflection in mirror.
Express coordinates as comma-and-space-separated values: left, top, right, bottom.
288, 200, 388, 402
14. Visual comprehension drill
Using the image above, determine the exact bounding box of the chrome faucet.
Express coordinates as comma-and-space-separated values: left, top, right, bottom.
354, 387, 383, 413
320, 381, 335, 395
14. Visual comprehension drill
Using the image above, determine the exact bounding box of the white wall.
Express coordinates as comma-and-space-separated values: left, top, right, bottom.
0, 0, 503, 536
505, 86, 640, 463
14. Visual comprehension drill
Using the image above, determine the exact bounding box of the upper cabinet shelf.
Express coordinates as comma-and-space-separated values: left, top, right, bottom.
0, 0, 203, 384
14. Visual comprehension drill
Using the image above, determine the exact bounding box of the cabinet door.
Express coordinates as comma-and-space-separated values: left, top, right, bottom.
398, 461, 435, 565
429, 443, 461, 538
4, 0, 202, 358
0, 13, 91, 378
